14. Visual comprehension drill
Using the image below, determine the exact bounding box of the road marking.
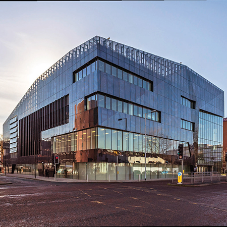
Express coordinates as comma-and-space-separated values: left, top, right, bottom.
91, 201, 104, 204
131, 197, 138, 200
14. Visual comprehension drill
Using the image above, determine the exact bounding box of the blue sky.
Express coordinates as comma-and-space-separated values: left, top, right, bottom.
0, 0, 226, 134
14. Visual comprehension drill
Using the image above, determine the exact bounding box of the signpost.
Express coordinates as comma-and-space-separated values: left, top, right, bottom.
54, 155, 59, 180
178, 172, 182, 184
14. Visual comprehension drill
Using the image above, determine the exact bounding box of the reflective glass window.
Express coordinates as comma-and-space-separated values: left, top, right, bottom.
78, 131, 82, 151
138, 107, 143, 117
112, 66, 117, 77
133, 134, 138, 152
138, 134, 143, 152
143, 80, 147, 89
91, 128, 96, 149
148, 82, 152, 91
151, 112, 156, 121
91, 62, 96, 72
138, 78, 142, 88
98, 60, 105, 72
83, 68, 86, 78
143, 108, 148, 118
118, 69, 122, 79
147, 111, 152, 120
106, 97, 111, 110
133, 105, 137, 116
87, 97, 91, 110
87, 65, 91, 75
123, 132, 129, 151
75, 73, 78, 82
106, 63, 111, 75
118, 100, 122, 113
117, 131, 122, 151
106, 129, 112, 149
134, 76, 138, 85
98, 128, 105, 149
155, 112, 160, 122
90, 95, 97, 109
83, 131, 87, 150
112, 130, 118, 150
129, 133, 133, 152
129, 104, 133, 115
147, 136, 152, 153
123, 71, 128, 82
128, 74, 133, 83
123, 102, 128, 114
79, 71, 82, 80
112, 99, 117, 111
74, 132, 78, 151
87, 129, 91, 149
98, 94, 105, 108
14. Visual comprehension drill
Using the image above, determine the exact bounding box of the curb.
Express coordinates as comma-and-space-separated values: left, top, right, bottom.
3, 174, 175, 183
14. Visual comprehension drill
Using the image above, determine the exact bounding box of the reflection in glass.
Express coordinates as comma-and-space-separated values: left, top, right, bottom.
123, 132, 129, 151
98, 128, 105, 149
106, 129, 111, 150
118, 131, 122, 151
112, 130, 118, 150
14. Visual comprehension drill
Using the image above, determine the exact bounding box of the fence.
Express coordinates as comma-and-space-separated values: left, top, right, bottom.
175, 172, 227, 184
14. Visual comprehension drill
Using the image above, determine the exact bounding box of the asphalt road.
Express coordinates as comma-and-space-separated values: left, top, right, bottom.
0, 176, 227, 226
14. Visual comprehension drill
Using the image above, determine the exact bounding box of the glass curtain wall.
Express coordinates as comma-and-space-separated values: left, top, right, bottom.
86, 93, 160, 122
52, 127, 189, 158
198, 111, 223, 172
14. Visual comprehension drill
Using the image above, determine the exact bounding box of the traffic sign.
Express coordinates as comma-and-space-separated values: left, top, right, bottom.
178, 172, 182, 184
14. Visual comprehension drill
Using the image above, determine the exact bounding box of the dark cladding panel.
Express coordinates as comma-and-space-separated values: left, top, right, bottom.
18, 95, 69, 157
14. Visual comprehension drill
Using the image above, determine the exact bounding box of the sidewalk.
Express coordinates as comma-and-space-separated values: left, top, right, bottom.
2, 173, 226, 185
1, 173, 175, 183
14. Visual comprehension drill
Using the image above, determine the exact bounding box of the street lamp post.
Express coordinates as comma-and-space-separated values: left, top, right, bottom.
145, 110, 156, 181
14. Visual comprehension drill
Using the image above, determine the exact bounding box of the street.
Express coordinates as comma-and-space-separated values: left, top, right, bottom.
0, 176, 227, 226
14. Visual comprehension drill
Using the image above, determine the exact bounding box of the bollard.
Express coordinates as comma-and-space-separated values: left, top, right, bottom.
139, 174, 140, 182
109, 174, 110, 182
87, 174, 88, 182
202, 172, 203, 183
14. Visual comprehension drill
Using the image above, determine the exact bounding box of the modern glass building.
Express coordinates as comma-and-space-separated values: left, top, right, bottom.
3, 36, 224, 180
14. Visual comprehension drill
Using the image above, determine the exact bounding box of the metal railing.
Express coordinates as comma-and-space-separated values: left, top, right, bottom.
182, 172, 226, 184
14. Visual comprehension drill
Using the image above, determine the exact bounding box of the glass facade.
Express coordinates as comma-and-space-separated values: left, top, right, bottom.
74, 59, 153, 92
86, 93, 160, 122
3, 36, 224, 179
181, 119, 194, 132
198, 110, 223, 172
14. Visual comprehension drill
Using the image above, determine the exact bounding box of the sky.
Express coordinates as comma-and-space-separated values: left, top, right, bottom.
0, 0, 227, 135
